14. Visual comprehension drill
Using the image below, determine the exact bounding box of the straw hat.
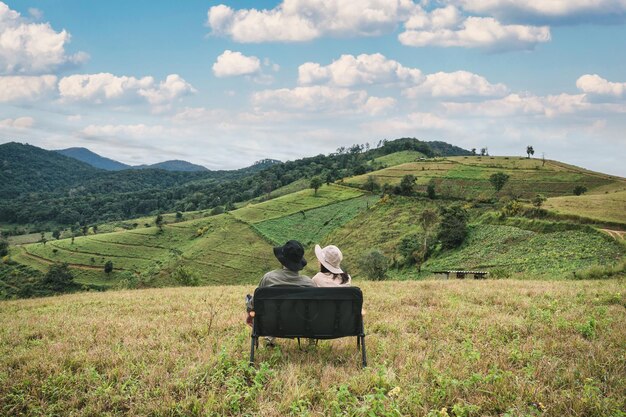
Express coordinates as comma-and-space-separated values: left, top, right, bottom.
314, 244, 343, 274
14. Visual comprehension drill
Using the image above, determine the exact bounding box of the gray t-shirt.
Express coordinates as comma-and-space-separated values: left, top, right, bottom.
258, 268, 315, 288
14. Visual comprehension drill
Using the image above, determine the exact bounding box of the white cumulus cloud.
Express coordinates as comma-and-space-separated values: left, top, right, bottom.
576, 74, 626, 98
213, 50, 261, 77
448, 0, 626, 24
58, 73, 195, 105
404, 71, 508, 98
251, 85, 394, 115
0, 75, 57, 102
0, 116, 34, 129
298, 53, 422, 86
399, 7, 551, 51
0, 1, 87, 74
443, 93, 589, 117
207, 0, 416, 42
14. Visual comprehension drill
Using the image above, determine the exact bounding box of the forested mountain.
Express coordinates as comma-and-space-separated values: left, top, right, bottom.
0, 143, 101, 199
0, 138, 470, 231
56, 147, 131, 171
135, 160, 208, 172
57, 148, 209, 172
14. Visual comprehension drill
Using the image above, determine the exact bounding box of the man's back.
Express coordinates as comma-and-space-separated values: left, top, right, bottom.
259, 268, 315, 288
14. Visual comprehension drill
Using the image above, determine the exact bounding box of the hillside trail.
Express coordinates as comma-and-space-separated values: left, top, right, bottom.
600, 229, 626, 240
17, 247, 124, 271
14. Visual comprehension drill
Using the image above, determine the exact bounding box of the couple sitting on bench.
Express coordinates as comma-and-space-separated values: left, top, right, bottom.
246, 240, 367, 367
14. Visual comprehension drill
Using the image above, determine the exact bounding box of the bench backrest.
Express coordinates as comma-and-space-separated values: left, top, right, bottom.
252, 286, 364, 339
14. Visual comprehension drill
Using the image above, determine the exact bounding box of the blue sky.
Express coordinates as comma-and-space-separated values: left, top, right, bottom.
1, 0, 625, 175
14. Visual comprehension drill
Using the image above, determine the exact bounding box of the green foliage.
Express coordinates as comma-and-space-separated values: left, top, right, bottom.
363, 175, 379, 192
173, 266, 200, 286
310, 176, 323, 194
104, 260, 113, 274
532, 194, 547, 209
489, 172, 510, 193
437, 205, 469, 250
0, 238, 8, 257
398, 234, 424, 267
573, 185, 588, 196
361, 249, 389, 280
42, 263, 77, 292
427, 180, 436, 199
398, 175, 416, 196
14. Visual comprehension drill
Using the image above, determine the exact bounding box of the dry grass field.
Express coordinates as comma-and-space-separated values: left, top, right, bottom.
1, 279, 624, 417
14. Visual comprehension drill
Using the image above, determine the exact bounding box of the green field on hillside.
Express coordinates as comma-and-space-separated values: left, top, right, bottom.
1, 280, 624, 416
254, 195, 379, 247
316, 196, 437, 276
231, 184, 363, 224
373, 150, 426, 167
423, 224, 624, 276
544, 191, 626, 225
346, 157, 623, 199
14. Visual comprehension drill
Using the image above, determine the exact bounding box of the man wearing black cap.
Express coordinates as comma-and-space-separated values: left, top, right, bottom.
258, 240, 315, 288
246, 240, 314, 345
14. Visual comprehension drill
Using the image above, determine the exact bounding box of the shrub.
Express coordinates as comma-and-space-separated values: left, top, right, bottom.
211, 206, 225, 215
173, 266, 200, 286
361, 250, 389, 280
489, 172, 509, 193
0, 238, 8, 257
104, 260, 113, 274
426, 180, 436, 199
43, 263, 76, 291
573, 185, 588, 196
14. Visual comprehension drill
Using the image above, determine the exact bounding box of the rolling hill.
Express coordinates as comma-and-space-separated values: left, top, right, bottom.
6, 152, 624, 295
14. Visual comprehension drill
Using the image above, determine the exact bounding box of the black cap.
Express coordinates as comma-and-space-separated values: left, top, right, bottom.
273, 240, 307, 271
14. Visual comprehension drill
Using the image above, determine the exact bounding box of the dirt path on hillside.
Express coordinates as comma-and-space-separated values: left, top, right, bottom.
601, 229, 626, 240
18, 249, 126, 271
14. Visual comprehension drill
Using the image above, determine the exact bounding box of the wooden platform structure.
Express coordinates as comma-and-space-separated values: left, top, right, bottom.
433, 270, 489, 279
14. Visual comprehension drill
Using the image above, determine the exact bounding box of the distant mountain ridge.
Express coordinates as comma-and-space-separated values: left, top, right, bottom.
56, 148, 130, 171
55, 147, 208, 172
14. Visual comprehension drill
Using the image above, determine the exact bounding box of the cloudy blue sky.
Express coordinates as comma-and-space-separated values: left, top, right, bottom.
1, 0, 625, 175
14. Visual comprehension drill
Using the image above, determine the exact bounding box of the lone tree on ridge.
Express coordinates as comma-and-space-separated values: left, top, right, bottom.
526, 146, 535, 158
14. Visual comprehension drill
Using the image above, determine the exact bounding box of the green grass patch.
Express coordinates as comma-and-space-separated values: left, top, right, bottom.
1, 280, 624, 416
423, 224, 624, 276
544, 190, 626, 225
254, 195, 380, 247
373, 150, 426, 167
231, 184, 363, 224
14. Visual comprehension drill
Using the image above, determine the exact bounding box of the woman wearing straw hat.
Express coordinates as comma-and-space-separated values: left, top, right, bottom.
312, 244, 351, 287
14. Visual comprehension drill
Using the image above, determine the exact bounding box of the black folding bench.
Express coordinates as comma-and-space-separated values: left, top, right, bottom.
249, 286, 367, 367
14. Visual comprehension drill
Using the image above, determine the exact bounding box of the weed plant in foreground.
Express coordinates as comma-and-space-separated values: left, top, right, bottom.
1, 280, 624, 416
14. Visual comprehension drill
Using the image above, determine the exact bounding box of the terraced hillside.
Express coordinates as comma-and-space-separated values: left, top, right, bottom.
318, 197, 624, 279
12, 185, 371, 288
7, 153, 625, 292
346, 156, 624, 199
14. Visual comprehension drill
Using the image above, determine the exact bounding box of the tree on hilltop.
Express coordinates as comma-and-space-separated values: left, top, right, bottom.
526, 146, 535, 159
489, 172, 510, 193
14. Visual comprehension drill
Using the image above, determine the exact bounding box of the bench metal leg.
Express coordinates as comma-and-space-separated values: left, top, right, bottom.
357, 335, 360, 349
249, 336, 256, 365
360, 335, 367, 368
